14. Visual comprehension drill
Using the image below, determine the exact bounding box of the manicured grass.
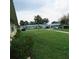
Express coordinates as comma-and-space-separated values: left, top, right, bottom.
24, 29, 69, 59
11, 29, 69, 59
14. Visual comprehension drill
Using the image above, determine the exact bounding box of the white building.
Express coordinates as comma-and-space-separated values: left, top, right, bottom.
50, 22, 61, 29
20, 22, 61, 30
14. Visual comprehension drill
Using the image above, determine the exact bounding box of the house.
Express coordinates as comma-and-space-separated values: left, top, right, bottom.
26, 24, 48, 29
50, 22, 61, 29
20, 24, 48, 30
10, 0, 19, 40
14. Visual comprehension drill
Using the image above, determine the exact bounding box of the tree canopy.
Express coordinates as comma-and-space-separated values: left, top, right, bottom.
24, 21, 29, 25
30, 21, 35, 25
20, 20, 25, 26
60, 15, 69, 25
34, 15, 42, 24
34, 15, 49, 24
42, 18, 49, 24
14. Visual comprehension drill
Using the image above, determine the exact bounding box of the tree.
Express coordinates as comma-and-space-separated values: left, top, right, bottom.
60, 15, 69, 25
20, 20, 25, 26
59, 14, 69, 29
34, 15, 49, 29
24, 21, 29, 25
42, 18, 49, 24
34, 15, 42, 24
34, 15, 49, 24
30, 21, 35, 25
66, 14, 69, 25
34, 15, 43, 30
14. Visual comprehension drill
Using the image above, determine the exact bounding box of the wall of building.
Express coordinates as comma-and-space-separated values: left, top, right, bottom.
10, 0, 18, 39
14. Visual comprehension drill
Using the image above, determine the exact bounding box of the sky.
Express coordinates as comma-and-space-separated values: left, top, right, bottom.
13, 0, 69, 24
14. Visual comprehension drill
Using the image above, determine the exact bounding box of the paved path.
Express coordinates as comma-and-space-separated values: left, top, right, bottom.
26, 29, 69, 34
46, 29, 69, 34
54, 30, 69, 34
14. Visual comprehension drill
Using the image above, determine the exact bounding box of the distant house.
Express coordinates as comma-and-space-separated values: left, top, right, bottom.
51, 21, 69, 29
50, 22, 61, 29
10, 0, 19, 40
61, 24, 69, 29
20, 21, 62, 30
20, 24, 48, 30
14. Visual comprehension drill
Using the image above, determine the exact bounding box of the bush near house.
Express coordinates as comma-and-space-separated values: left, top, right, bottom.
10, 31, 33, 59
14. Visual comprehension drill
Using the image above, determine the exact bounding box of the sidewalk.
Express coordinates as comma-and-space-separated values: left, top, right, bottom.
54, 30, 69, 34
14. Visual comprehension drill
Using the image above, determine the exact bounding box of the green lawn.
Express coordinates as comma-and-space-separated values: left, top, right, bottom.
22, 29, 69, 59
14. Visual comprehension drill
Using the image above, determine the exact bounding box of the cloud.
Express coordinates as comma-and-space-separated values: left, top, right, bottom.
13, 0, 47, 11
13, 0, 69, 24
